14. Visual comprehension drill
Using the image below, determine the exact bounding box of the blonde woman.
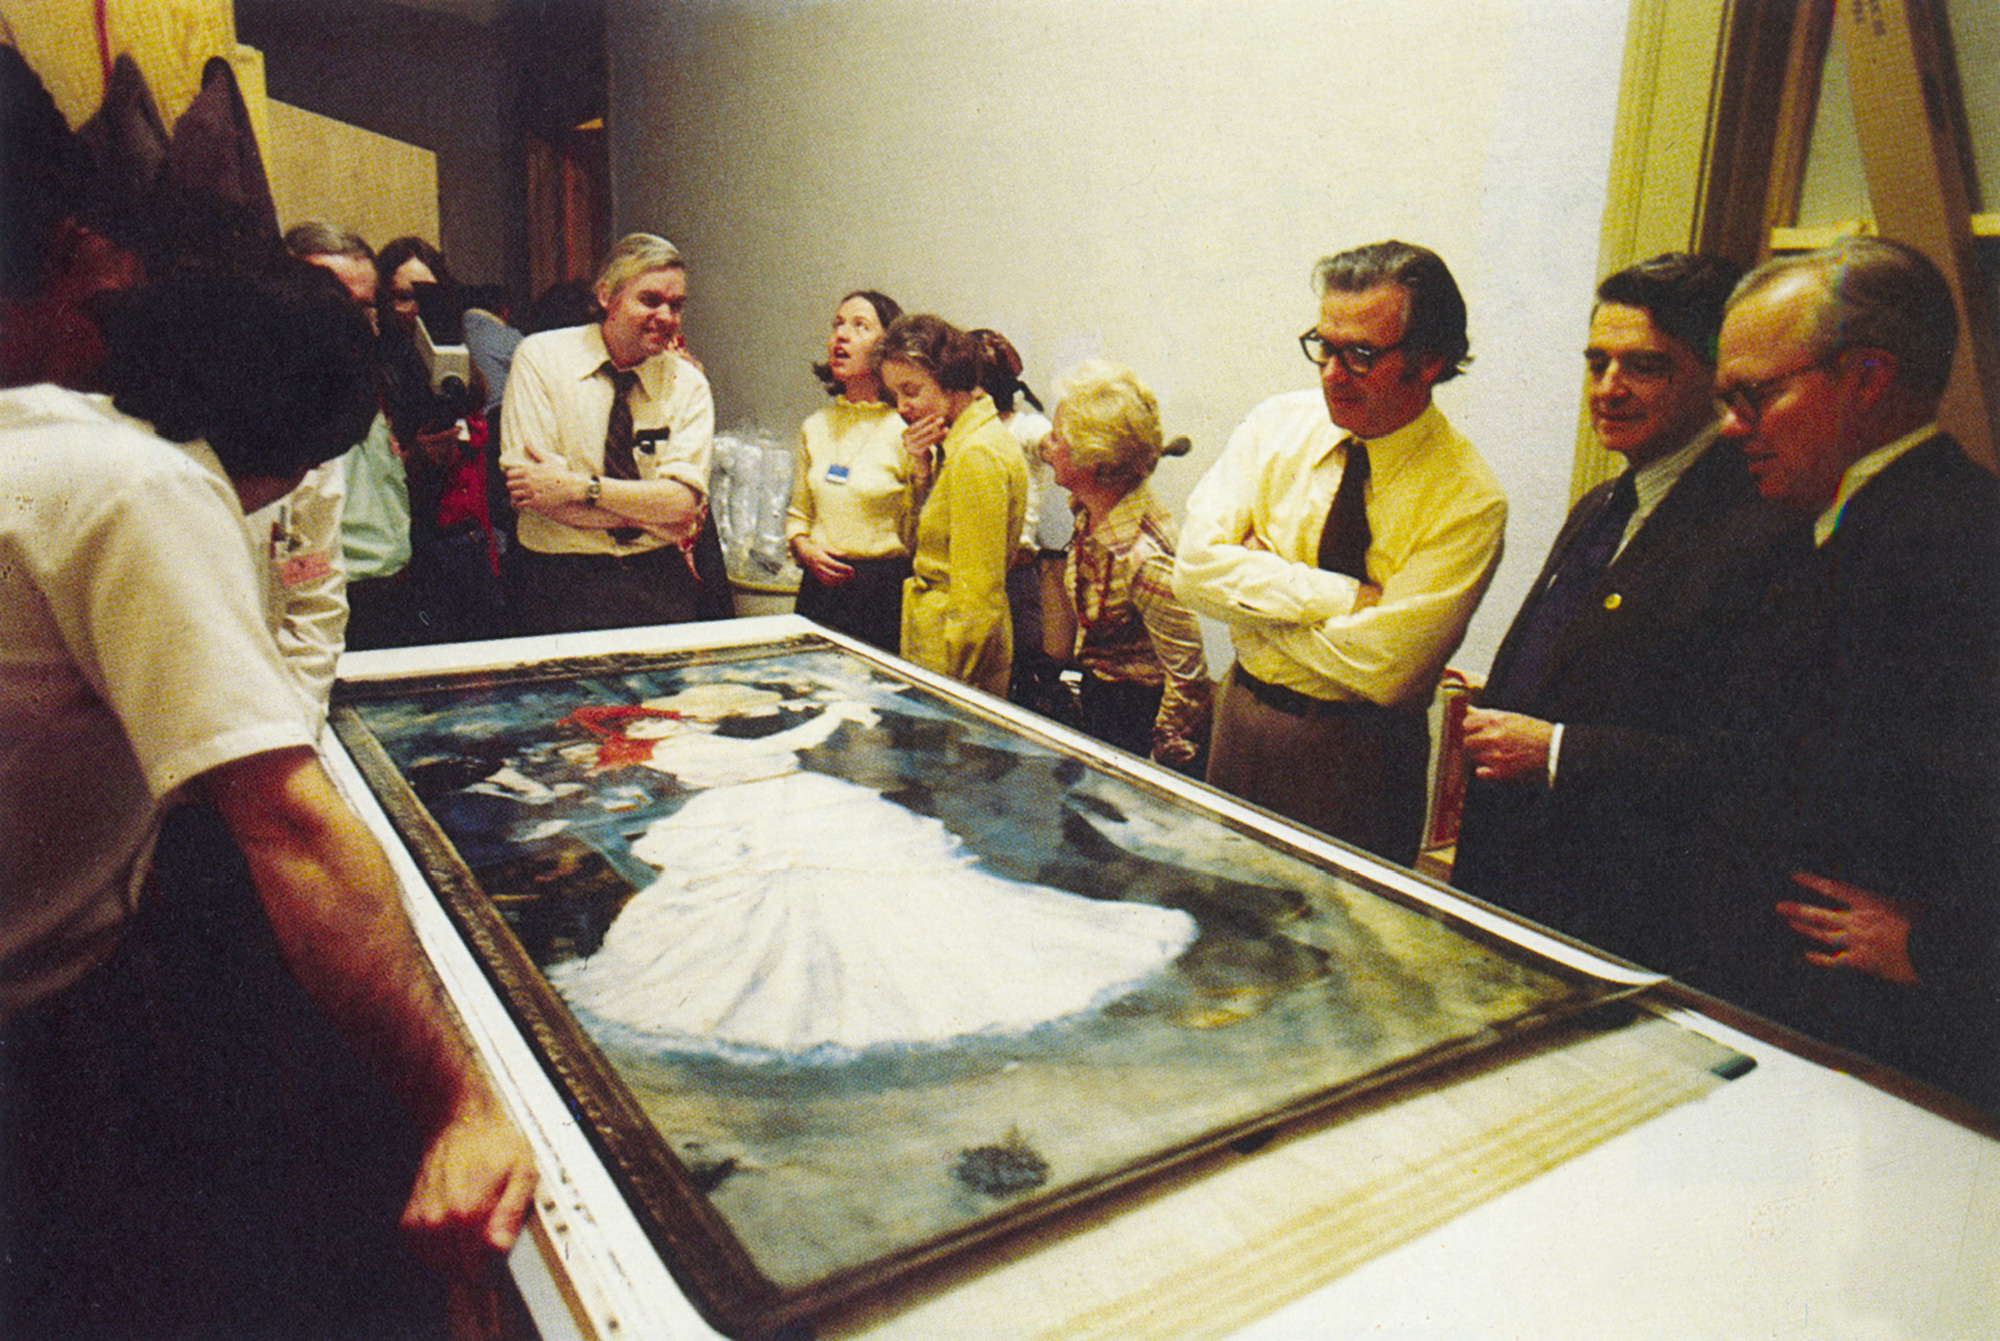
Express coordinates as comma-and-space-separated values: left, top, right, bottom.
1046, 361, 1211, 772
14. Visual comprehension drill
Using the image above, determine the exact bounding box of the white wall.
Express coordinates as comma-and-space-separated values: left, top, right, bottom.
608, 0, 1630, 675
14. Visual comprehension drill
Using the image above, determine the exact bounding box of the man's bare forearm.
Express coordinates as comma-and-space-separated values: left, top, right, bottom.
206, 747, 481, 1128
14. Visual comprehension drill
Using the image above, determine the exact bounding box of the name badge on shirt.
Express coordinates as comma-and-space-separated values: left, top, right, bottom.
826, 463, 851, 484
634, 428, 670, 456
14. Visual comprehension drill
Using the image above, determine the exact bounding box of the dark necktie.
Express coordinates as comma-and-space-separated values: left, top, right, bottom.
1491, 470, 1638, 704
1317, 438, 1371, 580
602, 364, 642, 544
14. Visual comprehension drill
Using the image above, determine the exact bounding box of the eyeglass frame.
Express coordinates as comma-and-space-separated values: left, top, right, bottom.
1713, 350, 1841, 426
1299, 329, 1408, 378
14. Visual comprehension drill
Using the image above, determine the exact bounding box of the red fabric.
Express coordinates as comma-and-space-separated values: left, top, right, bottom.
433, 414, 498, 573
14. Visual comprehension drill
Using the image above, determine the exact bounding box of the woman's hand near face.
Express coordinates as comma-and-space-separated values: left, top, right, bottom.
792, 534, 855, 586
903, 413, 946, 483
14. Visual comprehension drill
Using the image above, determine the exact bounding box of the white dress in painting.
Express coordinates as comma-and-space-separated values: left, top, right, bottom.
547, 769, 1196, 1059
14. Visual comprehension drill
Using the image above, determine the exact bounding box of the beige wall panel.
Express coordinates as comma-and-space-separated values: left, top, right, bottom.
608, 0, 1634, 679
265, 100, 439, 252
1577, 0, 1729, 499
0, 0, 234, 129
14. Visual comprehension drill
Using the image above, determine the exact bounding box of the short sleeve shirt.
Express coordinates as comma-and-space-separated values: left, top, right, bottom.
0, 386, 315, 1015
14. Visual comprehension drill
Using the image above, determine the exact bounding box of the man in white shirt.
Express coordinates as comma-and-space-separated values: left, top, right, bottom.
502, 232, 728, 631
0, 254, 535, 1329
1174, 241, 1505, 864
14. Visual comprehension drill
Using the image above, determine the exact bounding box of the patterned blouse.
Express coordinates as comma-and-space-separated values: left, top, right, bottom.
1065, 483, 1213, 766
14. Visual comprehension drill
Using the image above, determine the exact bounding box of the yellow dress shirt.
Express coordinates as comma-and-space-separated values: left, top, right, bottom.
499, 323, 714, 557
1174, 392, 1505, 709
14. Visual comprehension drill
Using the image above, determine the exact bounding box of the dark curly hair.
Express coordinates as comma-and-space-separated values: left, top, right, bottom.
100, 258, 376, 479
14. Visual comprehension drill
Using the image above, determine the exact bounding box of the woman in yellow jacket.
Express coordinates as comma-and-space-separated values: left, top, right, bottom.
874, 314, 1027, 697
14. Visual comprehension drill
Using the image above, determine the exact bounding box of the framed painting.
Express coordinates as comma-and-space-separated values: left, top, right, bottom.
330, 625, 1643, 1339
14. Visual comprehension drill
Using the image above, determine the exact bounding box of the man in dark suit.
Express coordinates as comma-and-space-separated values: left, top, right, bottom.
1691, 238, 1999, 1108
1453, 254, 1807, 972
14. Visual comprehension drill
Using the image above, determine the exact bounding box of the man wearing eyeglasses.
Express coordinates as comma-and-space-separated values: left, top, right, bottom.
1450, 253, 1806, 973
1689, 237, 1999, 1109
1174, 241, 1504, 865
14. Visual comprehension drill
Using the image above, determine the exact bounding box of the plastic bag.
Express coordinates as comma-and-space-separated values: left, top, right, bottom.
709, 425, 801, 590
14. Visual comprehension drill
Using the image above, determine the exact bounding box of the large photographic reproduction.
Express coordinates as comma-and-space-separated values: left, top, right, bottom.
332, 628, 1635, 1339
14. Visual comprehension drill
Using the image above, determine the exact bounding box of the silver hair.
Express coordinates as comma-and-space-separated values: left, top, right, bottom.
1731, 237, 1958, 400
282, 220, 371, 262
1053, 359, 1164, 491
595, 233, 684, 301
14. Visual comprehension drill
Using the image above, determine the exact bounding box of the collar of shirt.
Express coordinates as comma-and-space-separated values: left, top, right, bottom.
175, 437, 235, 499
1321, 400, 1446, 483
1816, 420, 1938, 547
572, 322, 679, 404
1616, 421, 1717, 558
1073, 481, 1160, 556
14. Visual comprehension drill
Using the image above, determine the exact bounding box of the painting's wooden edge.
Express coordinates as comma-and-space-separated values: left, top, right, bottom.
329, 703, 786, 1333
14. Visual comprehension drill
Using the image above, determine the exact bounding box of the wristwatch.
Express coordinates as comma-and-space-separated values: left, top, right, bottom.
584, 475, 603, 507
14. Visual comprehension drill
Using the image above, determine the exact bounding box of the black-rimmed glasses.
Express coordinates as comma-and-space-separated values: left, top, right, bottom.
1299, 330, 1405, 377
1714, 354, 1834, 426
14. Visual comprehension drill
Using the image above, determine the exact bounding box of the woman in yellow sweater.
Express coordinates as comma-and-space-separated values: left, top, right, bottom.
785, 290, 912, 651
875, 314, 1027, 696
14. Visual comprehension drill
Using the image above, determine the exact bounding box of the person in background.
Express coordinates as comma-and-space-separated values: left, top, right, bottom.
876, 313, 1028, 696
1046, 360, 1212, 773
1174, 241, 1505, 866
502, 232, 728, 632
283, 222, 418, 652
1451, 253, 1807, 972
965, 327, 1062, 706
375, 235, 507, 643
526, 277, 600, 334
785, 289, 914, 652
462, 282, 523, 420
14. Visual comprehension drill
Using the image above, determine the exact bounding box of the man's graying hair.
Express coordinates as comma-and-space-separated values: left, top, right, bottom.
1731, 237, 1958, 401
596, 233, 684, 299
282, 221, 372, 263
1314, 240, 1471, 382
